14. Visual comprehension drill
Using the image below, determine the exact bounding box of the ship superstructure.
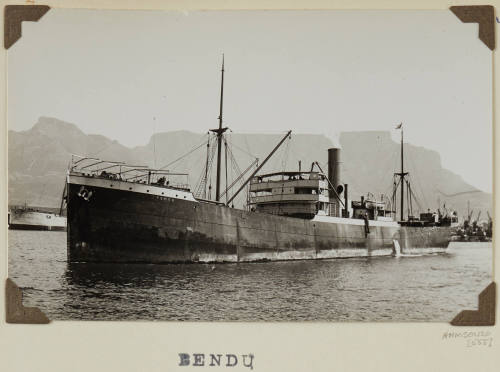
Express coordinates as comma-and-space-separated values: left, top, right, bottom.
66, 141, 454, 263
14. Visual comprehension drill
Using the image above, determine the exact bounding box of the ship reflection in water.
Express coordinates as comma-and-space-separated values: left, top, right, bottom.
9, 230, 492, 321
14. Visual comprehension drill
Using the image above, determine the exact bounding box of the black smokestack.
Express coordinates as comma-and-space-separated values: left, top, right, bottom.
328, 148, 343, 216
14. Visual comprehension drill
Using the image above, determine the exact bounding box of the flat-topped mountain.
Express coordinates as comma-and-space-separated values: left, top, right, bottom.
8, 117, 492, 220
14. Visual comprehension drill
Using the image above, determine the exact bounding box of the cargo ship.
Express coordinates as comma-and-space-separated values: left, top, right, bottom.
66, 62, 457, 263
8, 204, 66, 231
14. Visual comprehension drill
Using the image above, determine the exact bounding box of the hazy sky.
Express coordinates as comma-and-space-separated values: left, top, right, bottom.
8, 9, 492, 192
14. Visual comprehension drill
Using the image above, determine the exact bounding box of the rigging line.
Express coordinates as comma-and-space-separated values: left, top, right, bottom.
382, 183, 395, 203
408, 178, 424, 212
229, 140, 236, 202
407, 173, 425, 212
203, 134, 211, 199
231, 158, 249, 191
225, 137, 240, 175
267, 134, 290, 173
229, 155, 242, 189
197, 142, 214, 199
234, 129, 295, 135
222, 148, 251, 203
377, 150, 398, 191
406, 148, 429, 208
222, 138, 238, 185
230, 144, 244, 179
194, 135, 217, 197
159, 136, 210, 170
221, 154, 244, 200
226, 139, 258, 160
180, 139, 214, 176
391, 177, 402, 201
392, 176, 402, 216
243, 135, 253, 159
193, 136, 212, 193
410, 182, 415, 215
206, 140, 217, 201
226, 136, 233, 199
208, 137, 218, 174
229, 136, 240, 177
204, 138, 218, 192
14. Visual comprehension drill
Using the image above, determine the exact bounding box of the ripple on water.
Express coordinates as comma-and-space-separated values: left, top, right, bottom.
7, 230, 493, 321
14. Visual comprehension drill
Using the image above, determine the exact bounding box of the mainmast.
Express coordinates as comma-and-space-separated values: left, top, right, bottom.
210, 54, 228, 202
400, 126, 404, 221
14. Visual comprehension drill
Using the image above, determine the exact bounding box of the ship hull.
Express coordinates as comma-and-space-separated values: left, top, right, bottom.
67, 176, 452, 263
8, 211, 67, 232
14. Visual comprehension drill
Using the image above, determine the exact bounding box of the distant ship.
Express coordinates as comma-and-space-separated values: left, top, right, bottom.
452, 208, 492, 242
66, 61, 458, 263
8, 204, 66, 231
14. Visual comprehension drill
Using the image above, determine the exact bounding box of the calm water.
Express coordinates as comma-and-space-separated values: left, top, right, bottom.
8, 230, 493, 321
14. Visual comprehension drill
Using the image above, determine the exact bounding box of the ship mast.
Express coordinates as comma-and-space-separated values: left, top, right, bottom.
400, 126, 404, 221
395, 123, 408, 221
210, 54, 228, 202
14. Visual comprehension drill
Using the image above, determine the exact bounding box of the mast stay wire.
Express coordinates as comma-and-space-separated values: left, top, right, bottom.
159, 135, 211, 170
204, 136, 218, 197
406, 148, 429, 209
194, 135, 218, 198
221, 137, 249, 202
407, 176, 424, 212
221, 131, 259, 161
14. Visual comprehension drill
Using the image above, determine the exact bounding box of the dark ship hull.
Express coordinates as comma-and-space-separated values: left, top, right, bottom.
67, 175, 452, 263
66, 61, 456, 263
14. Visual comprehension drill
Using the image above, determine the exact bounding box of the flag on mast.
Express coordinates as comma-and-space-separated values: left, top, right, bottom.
395, 122, 403, 129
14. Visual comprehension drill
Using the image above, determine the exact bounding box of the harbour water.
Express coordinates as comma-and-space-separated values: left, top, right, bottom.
8, 230, 492, 321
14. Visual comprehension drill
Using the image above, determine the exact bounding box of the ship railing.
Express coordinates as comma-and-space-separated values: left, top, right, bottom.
69, 155, 191, 191
250, 171, 326, 183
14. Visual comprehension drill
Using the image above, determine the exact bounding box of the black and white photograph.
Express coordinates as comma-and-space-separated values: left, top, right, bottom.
6, 8, 493, 322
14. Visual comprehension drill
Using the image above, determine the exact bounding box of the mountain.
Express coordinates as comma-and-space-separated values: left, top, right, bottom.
8, 117, 136, 208
8, 117, 492, 220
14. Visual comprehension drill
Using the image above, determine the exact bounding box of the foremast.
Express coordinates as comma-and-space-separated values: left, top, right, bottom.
206, 56, 291, 206
210, 54, 229, 202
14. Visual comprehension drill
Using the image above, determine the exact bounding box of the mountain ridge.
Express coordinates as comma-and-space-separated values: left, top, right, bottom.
8, 117, 492, 220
